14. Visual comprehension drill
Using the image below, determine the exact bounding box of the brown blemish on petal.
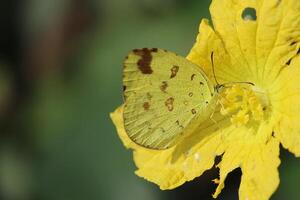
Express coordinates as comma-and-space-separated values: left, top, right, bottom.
165, 97, 174, 111
191, 74, 196, 80
160, 81, 168, 93
143, 102, 150, 111
133, 48, 157, 74
170, 65, 179, 78
286, 58, 292, 65
188, 92, 193, 97
191, 109, 196, 114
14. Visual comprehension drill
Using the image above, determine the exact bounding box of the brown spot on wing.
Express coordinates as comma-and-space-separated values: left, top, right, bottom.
133, 48, 157, 74
176, 120, 184, 129
170, 65, 179, 78
160, 81, 168, 93
200, 81, 204, 85
123, 85, 127, 91
160, 127, 166, 132
188, 92, 193, 97
191, 74, 196, 80
143, 102, 150, 111
165, 97, 174, 111
191, 109, 196, 114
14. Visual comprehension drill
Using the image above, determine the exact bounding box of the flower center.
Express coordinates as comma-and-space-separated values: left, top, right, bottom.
219, 84, 268, 127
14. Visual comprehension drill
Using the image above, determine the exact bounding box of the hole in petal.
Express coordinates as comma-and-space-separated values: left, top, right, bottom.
242, 7, 257, 21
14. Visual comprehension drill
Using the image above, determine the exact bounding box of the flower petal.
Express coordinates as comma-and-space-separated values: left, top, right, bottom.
111, 106, 226, 190
212, 123, 280, 200
209, 0, 300, 85
187, 19, 244, 84
239, 137, 280, 200
271, 56, 300, 156
210, 0, 259, 81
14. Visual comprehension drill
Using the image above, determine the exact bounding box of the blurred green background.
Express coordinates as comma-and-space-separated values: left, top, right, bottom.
0, 0, 299, 199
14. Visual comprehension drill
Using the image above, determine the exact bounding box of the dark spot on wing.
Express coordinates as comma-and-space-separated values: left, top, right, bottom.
211, 93, 213, 97
297, 48, 300, 55
242, 7, 257, 21
123, 85, 127, 91
205, 101, 209, 104
191, 109, 196, 114
191, 74, 196, 80
133, 48, 157, 74
160, 127, 166, 133
200, 81, 204, 85
170, 65, 179, 78
290, 41, 297, 46
188, 92, 193, 97
165, 97, 174, 111
160, 81, 168, 93
176, 120, 184, 129
143, 102, 150, 111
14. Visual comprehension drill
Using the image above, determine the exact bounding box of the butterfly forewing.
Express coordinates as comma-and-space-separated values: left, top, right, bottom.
123, 48, 215, 149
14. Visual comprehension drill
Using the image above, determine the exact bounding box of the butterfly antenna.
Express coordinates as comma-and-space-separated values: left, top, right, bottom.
211, 52, 220, 86
211, 52, 255, 90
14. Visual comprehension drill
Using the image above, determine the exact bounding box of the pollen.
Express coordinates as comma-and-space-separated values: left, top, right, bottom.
219, 85, 266, 127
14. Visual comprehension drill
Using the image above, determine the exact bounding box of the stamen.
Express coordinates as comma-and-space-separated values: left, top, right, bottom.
219, 85, 266, 126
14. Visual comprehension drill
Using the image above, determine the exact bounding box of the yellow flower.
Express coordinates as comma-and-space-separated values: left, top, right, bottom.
110, 0, 300, 199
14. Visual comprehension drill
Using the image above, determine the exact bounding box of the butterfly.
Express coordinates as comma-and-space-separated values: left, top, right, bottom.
122, 48, 219, 150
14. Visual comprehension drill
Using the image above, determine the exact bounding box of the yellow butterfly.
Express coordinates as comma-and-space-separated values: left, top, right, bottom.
122, 48, 219, 150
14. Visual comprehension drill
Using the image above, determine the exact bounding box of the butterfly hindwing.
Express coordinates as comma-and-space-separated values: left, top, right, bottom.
123, 48, 215, 149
